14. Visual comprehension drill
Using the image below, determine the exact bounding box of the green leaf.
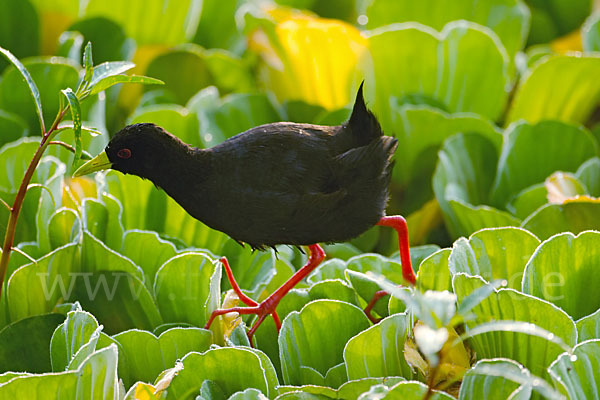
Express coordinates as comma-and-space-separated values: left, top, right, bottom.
576, 308, 600, 342
549, 339, 600, 400
458, 359, 531, 400
83, 41, 93, 85
89, 61, 135, 88
521, 201, 600, 241
68, 17, 134, 65
277, 377, 405, 399
344, 313, 413, 380
464, 358, 564, 399
490, 121, 597, 207
0, 46, 44, 132
359, 381, 455, 399
448, 200, 521, 234
60, 88, 82, 169
0, 313, 64, 373
0, 110, 28, 148
279, 299, 370, 387
228, 388, 266, 400
0, 345, 119, 399
0, 58, 78, 133
90, 74, 163, 95
154, 253, 220, 328
0, 0, 39, 73
583, 13, 600, 52
47, 208, 81, 250
144, 46, 216, 105
526, 0, 591, 45
113, 327, 212, 388
506, 55, 600, 125
7, 243, 80, 321
0, 138, 64, 244
576, 157, 600, 197
70, 270, 162, 335
167, 347, 279, 399
522, 231, 600, 320
84, 0, 202, 45
57, 31, 84, 64
417, 248, 452, 293
364, 21, 510, 130
390, 105, 501, 187
507, 183, 548, 219
129, 104, 201, 147
50, 310, 99, 372
448, 227, 540, 290
81, 196, 125, 251
193, 0, 243, 51
453, 274, 576, 378
364, 0, 529, 63
432, 132, 499, 238
189, 92, 283, 147
120, 230, 177, 295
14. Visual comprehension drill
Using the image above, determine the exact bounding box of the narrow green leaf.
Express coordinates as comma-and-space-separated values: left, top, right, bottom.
60, 88, 82, 169
458, 320, 573, 355
0, 46, 44, 133
89, 61, 135, 88
83, 42, 93, 84
90, 74, 164, 95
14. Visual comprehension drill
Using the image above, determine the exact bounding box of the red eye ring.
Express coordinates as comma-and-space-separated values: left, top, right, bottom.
117, 148, 131, 159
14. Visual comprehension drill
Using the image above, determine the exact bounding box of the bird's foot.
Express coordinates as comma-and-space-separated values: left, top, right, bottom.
205, 245, 325, 346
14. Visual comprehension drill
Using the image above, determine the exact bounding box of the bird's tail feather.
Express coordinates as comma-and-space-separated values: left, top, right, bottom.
349, 82, 384, 145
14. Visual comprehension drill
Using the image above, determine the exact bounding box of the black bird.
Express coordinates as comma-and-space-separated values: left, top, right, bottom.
74, 84, 416, 341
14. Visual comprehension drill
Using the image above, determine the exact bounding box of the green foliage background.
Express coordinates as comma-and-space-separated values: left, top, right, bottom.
0, 0, 600, 399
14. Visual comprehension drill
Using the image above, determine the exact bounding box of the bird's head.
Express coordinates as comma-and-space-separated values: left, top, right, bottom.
73, 123, 188, 179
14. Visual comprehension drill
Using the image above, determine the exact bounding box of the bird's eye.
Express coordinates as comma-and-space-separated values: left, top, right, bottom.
117, 148, 132, 159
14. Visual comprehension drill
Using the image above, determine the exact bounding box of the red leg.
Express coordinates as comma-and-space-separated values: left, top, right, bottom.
220, 257, 258, 307
364, 290, 388, 324
205, 244, 325, 344
364, 216, 415, 323
377, 215, 416, 285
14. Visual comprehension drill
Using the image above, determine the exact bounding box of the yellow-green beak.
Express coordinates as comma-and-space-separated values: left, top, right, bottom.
73, 151, 112, 177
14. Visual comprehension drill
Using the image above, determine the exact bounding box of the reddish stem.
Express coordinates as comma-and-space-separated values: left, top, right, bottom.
0, 108, 68, 297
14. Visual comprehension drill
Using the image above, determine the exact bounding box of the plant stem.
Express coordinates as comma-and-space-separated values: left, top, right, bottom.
0, 108, 69, 296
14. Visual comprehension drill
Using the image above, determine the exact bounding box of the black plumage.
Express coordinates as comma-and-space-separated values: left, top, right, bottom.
101, 84, 397, 249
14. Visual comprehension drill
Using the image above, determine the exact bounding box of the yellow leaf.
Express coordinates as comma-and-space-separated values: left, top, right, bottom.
131, 382, 160, 400
551, 29, 583, 53
407, 199, 443, 245
249, 9, 367, 109
62, 176, 97, 209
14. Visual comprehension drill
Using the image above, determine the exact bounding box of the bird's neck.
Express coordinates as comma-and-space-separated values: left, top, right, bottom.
150, 146, 211, 210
